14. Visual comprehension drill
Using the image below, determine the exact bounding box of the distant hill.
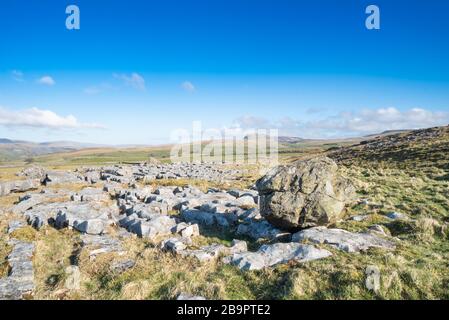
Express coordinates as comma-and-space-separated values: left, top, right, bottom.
3, 126, 447, 165
277, 136, 308, 144
327, 125, 449, 170
0, 139, 107, 162
363, 129, 411, 138
0, 138, 14, 144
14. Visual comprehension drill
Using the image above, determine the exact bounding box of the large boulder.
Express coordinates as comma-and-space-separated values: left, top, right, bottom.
256, 157, 355, 231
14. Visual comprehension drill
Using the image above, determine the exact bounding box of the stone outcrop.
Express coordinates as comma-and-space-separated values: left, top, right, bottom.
0, 180, 40, 197
162, 238, 248, 262
0, 240, 35, 300
236, 220, 290, 241
0, 162, 399, 300
81, 234, 125, 258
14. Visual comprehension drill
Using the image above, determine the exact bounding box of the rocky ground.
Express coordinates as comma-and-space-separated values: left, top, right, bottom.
1, 129, 448, 300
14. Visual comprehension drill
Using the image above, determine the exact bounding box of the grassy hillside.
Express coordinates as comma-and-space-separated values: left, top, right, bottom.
329, 126, 449, 171
0, 137, 359, 167
1, 126, 448, 300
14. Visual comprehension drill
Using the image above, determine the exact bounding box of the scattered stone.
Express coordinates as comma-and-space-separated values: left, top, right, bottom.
83, 170, 101, 184
41, 171, 82, 185
103, 182, 124, 195
110, 259, 135, 274
386, 211, 408, 220
292, 226, 396, 253
177, 293, 206, 300
161, 237, 189, 253
368, 224, 387, 236
236, 220, 290, 241
81, 234, 124, 258
119, 213, 176, 239
256, 157, 355, 231
351, 215, 369, 222
54, 203, 115, 235
182, 224, 199, 238
64, 266, 80, 290
71, 187, 109, 202
228, 243, 332, 271
238, 195, 256, 207
179, 243, 231, 262
181, 209, 237, 229
164, 238, 248, 263
365, 265, 381, 293
73, 219, 106, 235
229, 239, 247, 254
17, 166, 46, 180
359, 199, 370, 205
7, 221, 26, 234
100, 163, 243, 184
20, 201, 67, 229
11, 190, 69, 215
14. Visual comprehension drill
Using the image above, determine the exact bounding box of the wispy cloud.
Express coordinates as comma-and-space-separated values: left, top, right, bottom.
113, 72, 146, 90
181, 81, 195, 92
83, 83, 113, 95
0, 107, 105, 129
11, 70, 24, 82
232, 107, 449, 138
37, 76, 56, 86
233, 115, 271, 129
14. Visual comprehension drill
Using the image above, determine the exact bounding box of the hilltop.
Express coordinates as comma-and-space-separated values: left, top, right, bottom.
0, 139, 107, 163
328, 125, 449, 171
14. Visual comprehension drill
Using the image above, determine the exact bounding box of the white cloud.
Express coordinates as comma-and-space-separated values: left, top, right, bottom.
113, 73, 146, 90
308, 107, 449, 137
37, 76, 56, 86
181, 81, 195, 92
12, 70, 24, 82
232, 107, 449, 139
0, 107, 104, 129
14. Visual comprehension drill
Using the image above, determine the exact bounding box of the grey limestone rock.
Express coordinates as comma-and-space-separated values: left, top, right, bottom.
256, 157, 355, 231
292, 226, 396, 253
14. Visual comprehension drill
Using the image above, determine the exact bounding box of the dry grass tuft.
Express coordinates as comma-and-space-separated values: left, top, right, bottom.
0, 238, 12, 278
10, 226, 38, 242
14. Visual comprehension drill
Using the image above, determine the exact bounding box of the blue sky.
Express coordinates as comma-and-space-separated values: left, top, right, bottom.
1, 0, 449, 144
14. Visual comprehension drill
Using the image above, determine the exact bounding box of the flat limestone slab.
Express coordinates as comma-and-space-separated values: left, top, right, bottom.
292, 226, 396, 253
229, 242, 332, 271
